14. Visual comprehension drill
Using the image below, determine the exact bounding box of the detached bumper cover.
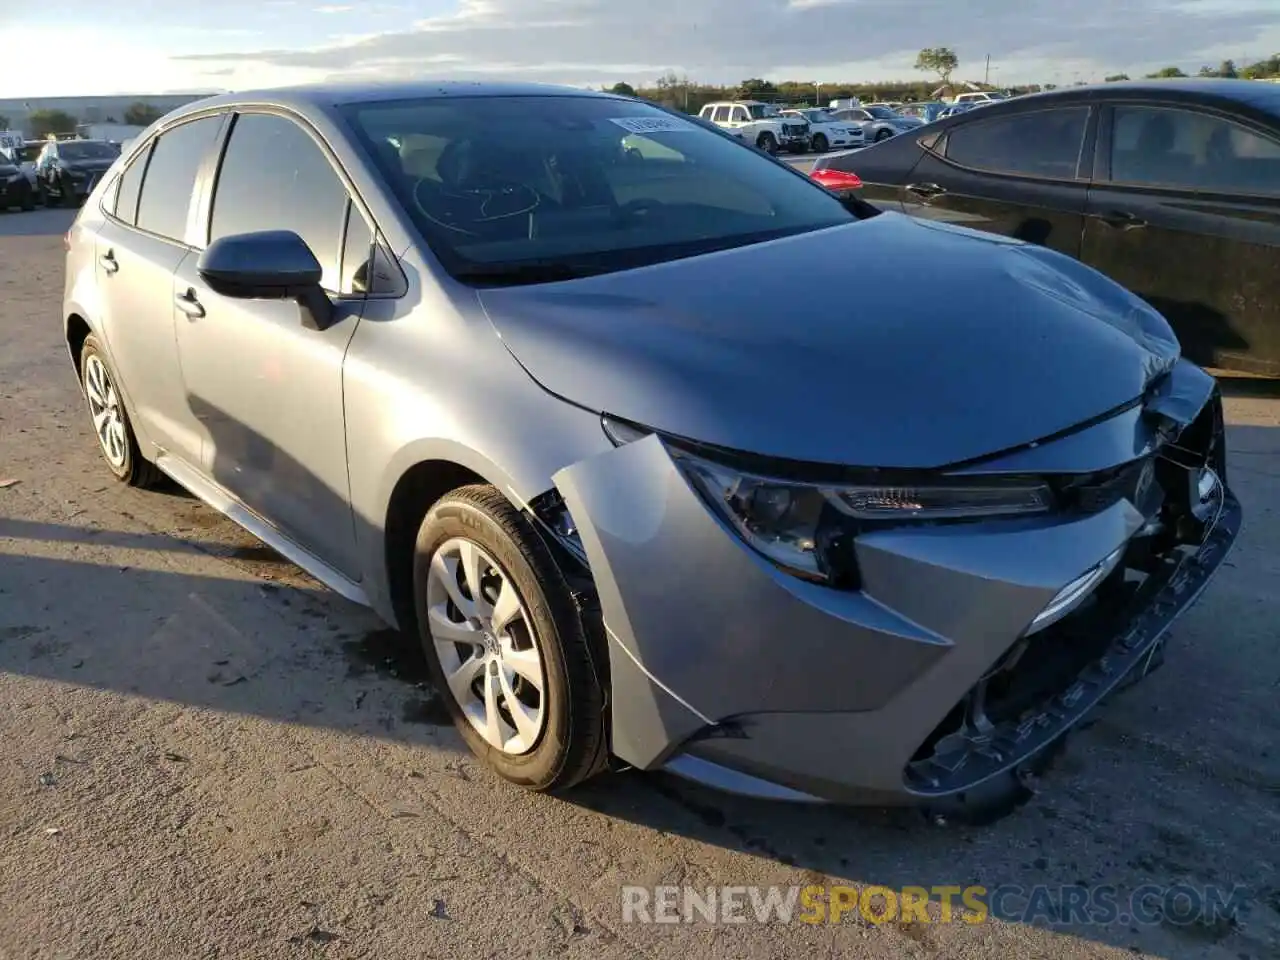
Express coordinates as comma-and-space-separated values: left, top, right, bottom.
552, 373, 1239, 807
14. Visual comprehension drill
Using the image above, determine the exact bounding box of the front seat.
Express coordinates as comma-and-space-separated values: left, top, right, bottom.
1130, 113, 1189, 184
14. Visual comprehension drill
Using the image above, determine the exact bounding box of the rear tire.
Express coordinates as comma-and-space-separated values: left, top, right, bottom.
413, 485, 608, 792
78, 335, 163, 488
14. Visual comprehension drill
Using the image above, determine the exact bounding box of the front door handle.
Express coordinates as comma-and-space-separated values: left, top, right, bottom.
905, 182, 947, 200
98, 250, 119, 274
174, 289, 205, 319
1096, 209, 1147, 230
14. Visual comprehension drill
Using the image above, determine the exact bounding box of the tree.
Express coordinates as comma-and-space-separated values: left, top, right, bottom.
1104, 73, 1130, 82
914, 47, 959, 85
737, 78, 776, 97
28, 109, 77, 138
123, 101, 164, 126
1145, 66, 1187, 78
609, 82, 636, 97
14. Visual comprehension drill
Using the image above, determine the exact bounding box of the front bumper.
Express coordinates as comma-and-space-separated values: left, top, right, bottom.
551, 366, 1240, 811
0, 176, 31, 207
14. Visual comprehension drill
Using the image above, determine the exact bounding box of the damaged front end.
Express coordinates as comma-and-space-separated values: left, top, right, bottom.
530, 359, 1240, 818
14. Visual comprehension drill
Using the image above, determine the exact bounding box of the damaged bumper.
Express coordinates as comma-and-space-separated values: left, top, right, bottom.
548, 362, 1240, 811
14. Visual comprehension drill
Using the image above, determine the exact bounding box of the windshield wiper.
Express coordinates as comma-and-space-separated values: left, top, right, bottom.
452, 261, 611, 287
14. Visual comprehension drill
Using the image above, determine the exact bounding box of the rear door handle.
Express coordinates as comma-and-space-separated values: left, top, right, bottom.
98, 251, 119, 274
1096, 209, 1147, 230
175, 289, 205, 319
905, 182, 947, 200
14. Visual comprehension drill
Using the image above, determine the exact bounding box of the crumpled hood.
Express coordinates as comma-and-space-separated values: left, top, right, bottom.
479, 213, 1180, 469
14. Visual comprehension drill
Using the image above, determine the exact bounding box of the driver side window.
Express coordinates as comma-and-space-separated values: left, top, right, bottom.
209, 112, 350, 292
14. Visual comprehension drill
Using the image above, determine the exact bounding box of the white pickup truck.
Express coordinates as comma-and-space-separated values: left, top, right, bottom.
697, 101, 810, 155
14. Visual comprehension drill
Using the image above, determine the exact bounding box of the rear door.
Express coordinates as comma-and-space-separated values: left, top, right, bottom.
1082, 102, 1280, 375
897, 104, 1095, 258
172, 110, 370, 577
93, 114, 227, 463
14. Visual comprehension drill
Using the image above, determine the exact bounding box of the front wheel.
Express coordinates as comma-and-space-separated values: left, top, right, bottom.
874, 128, 894, 142
811, 133, 829, 153
756, 132, 778, 155
413, 485, 608, 792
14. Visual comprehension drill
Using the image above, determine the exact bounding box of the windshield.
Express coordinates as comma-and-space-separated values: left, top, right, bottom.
58, 141, 119, 160
340, 95, 855, 282
865, 106, 900, 119
802, 110, 830, 124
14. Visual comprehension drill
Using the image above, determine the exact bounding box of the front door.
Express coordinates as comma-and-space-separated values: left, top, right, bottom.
900, 104, 1095, 259
174, 110, 369, 578
1082, 102, 1280, 376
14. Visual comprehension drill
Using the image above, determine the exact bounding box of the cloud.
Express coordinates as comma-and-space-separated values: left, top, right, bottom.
314, 4, 354, 11
171, 0, 1280, 87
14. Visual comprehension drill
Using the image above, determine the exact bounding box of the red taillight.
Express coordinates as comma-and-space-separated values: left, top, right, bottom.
810, 168, 864, 192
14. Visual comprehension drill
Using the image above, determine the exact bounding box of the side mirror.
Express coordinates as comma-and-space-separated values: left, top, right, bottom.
197, 230, 334, 330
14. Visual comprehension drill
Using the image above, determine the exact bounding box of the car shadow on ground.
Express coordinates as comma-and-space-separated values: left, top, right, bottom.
2, 393, 1276, 958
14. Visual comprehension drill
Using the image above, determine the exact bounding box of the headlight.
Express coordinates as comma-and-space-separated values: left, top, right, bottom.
602, 415, 1055, 584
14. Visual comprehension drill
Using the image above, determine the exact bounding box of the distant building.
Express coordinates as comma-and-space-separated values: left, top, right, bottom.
0, 93, 215, 135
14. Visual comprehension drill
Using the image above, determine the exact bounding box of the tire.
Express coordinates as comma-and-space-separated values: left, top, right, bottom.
78, 335, 163, 488
756, 132, 778, 155
811, 133, 829, 153
874, 128, 894, 142
413, 485, 607, 792
20, 193, 34, 212
60, 175, 78, 208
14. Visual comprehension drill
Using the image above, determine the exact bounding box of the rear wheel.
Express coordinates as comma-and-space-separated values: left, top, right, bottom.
756, 132, 778, 155
79, 335, 162, 487
413, 485, 607, 792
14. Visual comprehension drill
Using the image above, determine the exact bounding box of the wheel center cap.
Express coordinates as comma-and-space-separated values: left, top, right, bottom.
481, 630, 499, 656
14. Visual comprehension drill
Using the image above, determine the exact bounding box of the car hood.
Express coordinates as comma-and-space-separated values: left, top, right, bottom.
478, 213, 1180, 469
64, 159, 116, 171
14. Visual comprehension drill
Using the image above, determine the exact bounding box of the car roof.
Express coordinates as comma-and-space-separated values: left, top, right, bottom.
1004, 78, 1280, 115
174, 80, 626, 118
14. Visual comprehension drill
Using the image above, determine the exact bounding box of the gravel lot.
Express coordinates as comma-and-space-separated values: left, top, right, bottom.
1, 206, 1277, 960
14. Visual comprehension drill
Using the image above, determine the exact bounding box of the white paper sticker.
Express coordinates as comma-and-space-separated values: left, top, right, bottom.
607, 116, 696, 135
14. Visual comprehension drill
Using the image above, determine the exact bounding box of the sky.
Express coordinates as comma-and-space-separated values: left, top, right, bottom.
1, 0, 1278, 99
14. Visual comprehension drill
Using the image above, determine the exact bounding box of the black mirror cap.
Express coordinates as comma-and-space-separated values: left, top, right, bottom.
197, 230, 323, 300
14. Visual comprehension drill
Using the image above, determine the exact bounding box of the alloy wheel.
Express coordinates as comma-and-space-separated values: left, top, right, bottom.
84, 353, 127, 469
425, 537, 547, 754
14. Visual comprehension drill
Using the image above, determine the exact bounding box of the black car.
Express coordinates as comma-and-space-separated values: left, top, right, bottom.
814, 80, 1280, 376
35, 139, 121, 207
0, 151, 34, 211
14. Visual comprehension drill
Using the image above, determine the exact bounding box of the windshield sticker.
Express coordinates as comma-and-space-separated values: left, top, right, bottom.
607, 116, 696, 135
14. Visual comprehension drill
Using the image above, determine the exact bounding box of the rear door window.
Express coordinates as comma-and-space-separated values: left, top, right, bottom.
944, 107, 1090, 179
134, 116, 223, 241
1109, 105, 1280, 195
112, 143, 151, 225
209, 112, 350, 292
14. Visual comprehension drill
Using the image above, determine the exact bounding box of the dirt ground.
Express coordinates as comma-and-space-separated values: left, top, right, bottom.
1, 206, 1277, 960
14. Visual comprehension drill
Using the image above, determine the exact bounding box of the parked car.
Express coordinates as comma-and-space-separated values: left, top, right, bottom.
64, 82, 1239, 821
899, 101, 949, 124
698, 100, 809, 154
936, 102, 982, 120
813, 79, 1280, 376
952, 91, 1009, 105
36, 138, 120, 206
780, 108, 865, 151
829, 105, 919, 142
0, 151, 35, 210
